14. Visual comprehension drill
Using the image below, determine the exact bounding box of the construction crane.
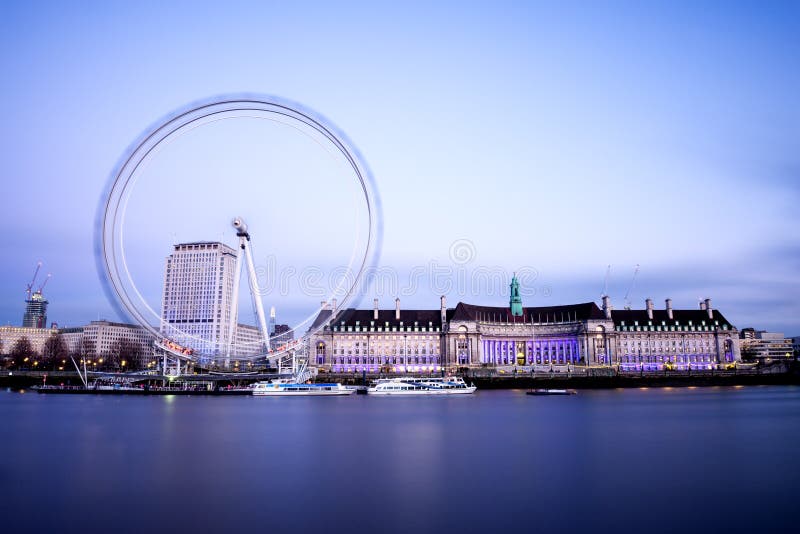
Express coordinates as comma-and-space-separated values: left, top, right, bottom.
601, 264, 611, 298
37, 273, 52, 294
623, 264, 640, 310
25, 262, 42, 300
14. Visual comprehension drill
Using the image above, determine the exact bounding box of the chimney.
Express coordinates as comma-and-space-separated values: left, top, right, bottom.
332, 299, 337, 314
440, 295, 447, 324
699, 300, 707, 311
395, 298, 400, 320
602, 295, 611, 320
705, 298, 713, 319
665, 298, 673, 320
320, 300, 327, 310
646, 298, 654, 320
373, 298, 379, 320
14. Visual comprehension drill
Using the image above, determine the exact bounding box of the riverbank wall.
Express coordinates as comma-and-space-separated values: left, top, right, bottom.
2, 362, 797, 390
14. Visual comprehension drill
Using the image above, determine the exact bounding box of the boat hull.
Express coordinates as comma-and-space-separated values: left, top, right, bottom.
253, 390, 355, 396
253, 384, 355, 396
367, 386, 477, 396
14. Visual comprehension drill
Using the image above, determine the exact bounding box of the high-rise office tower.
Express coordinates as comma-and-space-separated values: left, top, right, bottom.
160, 242, 237, 356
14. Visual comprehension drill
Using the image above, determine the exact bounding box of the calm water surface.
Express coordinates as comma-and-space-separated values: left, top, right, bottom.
1, 386, 798, 533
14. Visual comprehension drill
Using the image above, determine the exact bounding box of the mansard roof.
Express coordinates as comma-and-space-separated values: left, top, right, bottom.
309, 308, 333, 331
450, 301, 606, 323
611, 308, 734, 329
334, 308, 449, 326
309, 307, 453, 331
307, 301, 738, 332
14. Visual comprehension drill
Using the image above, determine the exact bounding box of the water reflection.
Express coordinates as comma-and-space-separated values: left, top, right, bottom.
0, 387, 798, 533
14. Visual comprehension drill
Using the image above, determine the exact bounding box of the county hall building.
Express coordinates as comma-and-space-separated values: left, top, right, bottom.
309, 276, 741, 373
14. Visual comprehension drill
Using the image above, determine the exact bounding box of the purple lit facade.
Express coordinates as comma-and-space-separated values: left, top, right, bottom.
479, 338, 581, 365
308, 296, 741, 373
310, 298, 445, 374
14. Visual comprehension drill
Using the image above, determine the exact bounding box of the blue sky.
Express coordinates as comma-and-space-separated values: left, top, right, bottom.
1, 0, 799, 335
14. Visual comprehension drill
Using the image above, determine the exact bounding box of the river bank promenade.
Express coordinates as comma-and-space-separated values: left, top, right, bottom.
322, 361, 798, 388
2, 361, 796, 391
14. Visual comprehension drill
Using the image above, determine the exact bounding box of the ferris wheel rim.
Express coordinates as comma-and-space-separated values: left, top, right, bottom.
97, 94, 382, 360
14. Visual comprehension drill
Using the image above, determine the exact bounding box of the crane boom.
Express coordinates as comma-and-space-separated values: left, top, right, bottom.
38, 273, 51, 293
623, 264, 640, 310
26, 261, 42, 300
601, 264, 611, 297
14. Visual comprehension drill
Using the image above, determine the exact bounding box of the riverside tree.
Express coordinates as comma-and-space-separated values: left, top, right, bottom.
42, 335, 69, 370
108, 338, 141, 371
10, 337, 37, 368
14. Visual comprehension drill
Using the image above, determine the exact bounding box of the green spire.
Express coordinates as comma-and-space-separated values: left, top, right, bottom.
510, 274, 523, 316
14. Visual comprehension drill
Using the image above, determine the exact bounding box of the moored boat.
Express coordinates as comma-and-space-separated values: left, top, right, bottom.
367, 376, 476, 396
252, 379, 355, 396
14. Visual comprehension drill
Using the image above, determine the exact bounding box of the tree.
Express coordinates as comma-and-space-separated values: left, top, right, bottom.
109, 338, 141, 371
72, 337, 95, 363
42, 335, 68, 370
10, 337, 37, 368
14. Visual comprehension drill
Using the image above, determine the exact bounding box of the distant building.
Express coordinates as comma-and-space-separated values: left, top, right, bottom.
22, 291, 48, 328
0, 325, 60, 355
79, 320, 155, 359
792, 336, 800, 359
740, 331, 794, 361
269, 306, 276, 337
234, 323, 264, 357
58, 326, 84, 354
271, 324, 293, 350
160, 242, 237, 356
740, 327, 757, 340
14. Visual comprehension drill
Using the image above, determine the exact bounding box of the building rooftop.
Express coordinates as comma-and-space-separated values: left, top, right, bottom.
172, 242, 237, 254
324, 308, 450, 329
451, 301, 606, 323
611, 309, 734, 330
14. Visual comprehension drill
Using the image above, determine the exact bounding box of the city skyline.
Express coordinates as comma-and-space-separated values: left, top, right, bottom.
1, 1, 798, 335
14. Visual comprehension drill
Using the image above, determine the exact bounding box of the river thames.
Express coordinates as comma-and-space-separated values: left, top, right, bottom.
1, 386, 798, 533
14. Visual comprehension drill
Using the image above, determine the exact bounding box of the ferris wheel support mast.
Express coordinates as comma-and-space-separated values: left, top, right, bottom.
225, 217, 271, 367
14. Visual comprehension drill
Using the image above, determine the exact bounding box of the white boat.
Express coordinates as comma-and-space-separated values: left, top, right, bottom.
367, 376, 476, 396
252, 379, 355, 396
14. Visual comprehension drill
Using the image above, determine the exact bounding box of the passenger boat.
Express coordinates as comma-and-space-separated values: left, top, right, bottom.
367, 376, 476, 396
252, 379, 355, 396
526, 388, 577, 396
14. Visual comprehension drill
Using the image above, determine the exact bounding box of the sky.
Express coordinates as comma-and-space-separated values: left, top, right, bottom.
1, 0, 799, 336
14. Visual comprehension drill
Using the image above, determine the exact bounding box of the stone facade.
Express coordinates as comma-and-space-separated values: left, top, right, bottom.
309, 298, 445, 373
308, 294, 741, 373
0, 326, 61, 355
